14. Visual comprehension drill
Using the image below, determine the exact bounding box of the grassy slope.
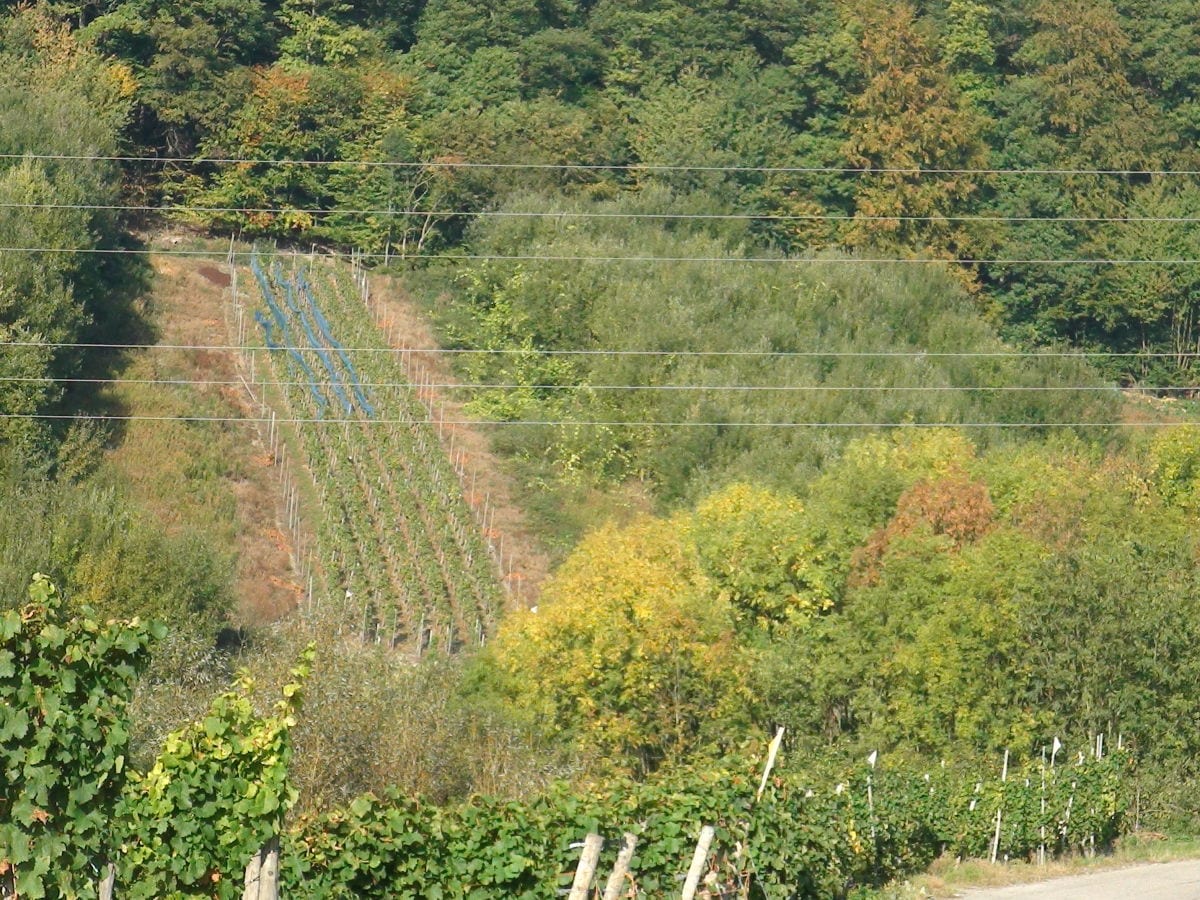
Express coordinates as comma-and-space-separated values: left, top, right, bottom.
98, 245, 303, 625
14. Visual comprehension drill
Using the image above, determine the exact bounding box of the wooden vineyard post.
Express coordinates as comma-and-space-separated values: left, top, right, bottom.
98, 863, 115, 900
680, 825, 715, 900
243, 837, 280, 900
568, 833, 605, 900
601, 832, 639, 900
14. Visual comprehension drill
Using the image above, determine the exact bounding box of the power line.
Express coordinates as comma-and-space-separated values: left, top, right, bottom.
4, 246, 1200, 265
6, 200, 1200, 226
0, 412, 1153, 427
0, 375, 1144, 392
5, 152, 1200, 177
1, 339, 1192, 358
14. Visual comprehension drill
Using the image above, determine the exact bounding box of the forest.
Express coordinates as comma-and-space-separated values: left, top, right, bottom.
6, 0, 1200, 895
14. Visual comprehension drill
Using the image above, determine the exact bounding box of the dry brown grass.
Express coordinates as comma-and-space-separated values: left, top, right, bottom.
100, 247, 304, 626
877, 834, 1200, 898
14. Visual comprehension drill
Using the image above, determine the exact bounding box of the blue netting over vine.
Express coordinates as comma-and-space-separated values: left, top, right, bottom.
297, 269, 376, 417
251, 250, 329, 415
274, 262, 354, 414
249, 249, 379, 419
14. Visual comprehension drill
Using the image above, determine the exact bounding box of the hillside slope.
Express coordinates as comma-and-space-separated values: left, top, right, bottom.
99, 248, 305, 624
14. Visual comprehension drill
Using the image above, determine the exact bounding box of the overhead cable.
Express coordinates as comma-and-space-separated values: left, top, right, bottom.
4, 246, 1200, 265
2, 339, 1194, 358
5, 200, 1199, 225
4, 151, 1198, 177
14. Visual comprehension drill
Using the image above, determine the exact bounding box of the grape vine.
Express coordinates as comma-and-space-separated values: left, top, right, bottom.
244, 250, 502, 651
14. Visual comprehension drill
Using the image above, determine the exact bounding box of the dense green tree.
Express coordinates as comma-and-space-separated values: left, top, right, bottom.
586, 0, 816, 87
774, 8, 861, 245
628, 64, 805, 214
0, 7, 133, 454
939, 0, 998, 110
1117, 0, 1200, 145
691, 483, 837, 632
277, 0, 375, 65
182, 62, 417, 244
835, 525, 1047, 754
86, 0, 271, 153
517, 27, 606, 99
1018, 521, 1200, 764
412, 0, 576, 61
0, 162, 87, 451
1073, 181, 1200, 381
1011, 0, 1163, 176
486, 515, 750, 775
586, 0, 745, 87
978, 0, 1174, 348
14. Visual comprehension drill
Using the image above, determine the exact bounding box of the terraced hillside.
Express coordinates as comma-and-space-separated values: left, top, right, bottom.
228, 248, 504, 653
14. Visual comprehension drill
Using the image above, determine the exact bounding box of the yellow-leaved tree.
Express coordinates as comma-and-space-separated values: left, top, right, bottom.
690, 483, 837, 633
487, 515, 751, 776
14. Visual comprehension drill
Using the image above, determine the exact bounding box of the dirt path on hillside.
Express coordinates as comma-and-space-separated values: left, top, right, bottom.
118, 253, 304, 624
365, 274, 551, 608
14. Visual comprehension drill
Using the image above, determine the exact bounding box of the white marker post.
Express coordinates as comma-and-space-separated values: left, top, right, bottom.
990, 748, 1009, 864
1039, 746, 1047, 866
866, 750, 878, 842
756, 726, 786, 801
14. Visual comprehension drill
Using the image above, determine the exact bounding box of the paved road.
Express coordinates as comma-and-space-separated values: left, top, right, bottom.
957, 859, 1200, 899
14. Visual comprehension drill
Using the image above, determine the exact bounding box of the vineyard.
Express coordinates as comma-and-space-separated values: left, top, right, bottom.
280, 748, 1129, 898
231, 247, 503, 652
0, 577, 1130, 899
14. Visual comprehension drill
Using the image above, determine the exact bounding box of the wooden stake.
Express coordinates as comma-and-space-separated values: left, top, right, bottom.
602, 833, 639, 900
243, 838, 280, 900
681, 826, 715, 900
568, 833, 605, 900
98, 863, 115, 900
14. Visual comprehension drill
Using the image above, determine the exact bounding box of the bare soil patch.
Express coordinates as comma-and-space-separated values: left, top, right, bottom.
197, 265, 231, 287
